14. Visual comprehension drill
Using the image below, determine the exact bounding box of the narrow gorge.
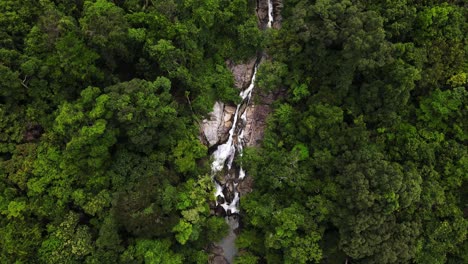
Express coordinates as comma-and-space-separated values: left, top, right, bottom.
201, 1, 281, 263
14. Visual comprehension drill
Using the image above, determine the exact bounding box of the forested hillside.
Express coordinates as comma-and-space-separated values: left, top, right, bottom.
0, 0, 467, 264
238, 0, 467, 263
0, 0, 260, 263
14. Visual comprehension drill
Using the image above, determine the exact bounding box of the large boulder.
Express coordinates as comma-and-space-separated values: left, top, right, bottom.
219, 105, 237, 143
201, 103, 238, 147
201, 101, 224, 147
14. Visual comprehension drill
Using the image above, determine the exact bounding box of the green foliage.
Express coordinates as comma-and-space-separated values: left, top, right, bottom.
39, 212, 94, 263
173, 175, 228, 245
122, 239, 184, 264
239, 0, 468, 263
235, 252, 259, 264
80, 0, 130, 68
172, 138, 207, 173
256, 61, 288, 93
1, 0, 467, 263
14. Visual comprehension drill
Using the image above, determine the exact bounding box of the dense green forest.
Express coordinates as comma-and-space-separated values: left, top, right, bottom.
0, 0, 259, 263
238, 0, 468, 263
0, 0, 466, 264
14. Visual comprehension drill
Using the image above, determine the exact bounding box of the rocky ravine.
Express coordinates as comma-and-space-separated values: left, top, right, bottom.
200, 1, 282, 263
200, 57, 274, 150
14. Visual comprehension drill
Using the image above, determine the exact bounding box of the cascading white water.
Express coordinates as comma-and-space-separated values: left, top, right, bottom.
211, 63, 258, 215
210, 63, 258, 264
210, 1, 274, 263
267, 0, 274, 28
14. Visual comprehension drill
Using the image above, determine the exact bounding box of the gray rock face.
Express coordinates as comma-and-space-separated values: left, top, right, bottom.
244, 91, 275, 147
226, 58, 257, 90
201, 101, 224, 147
218, 105, 236, 144
201, 103, 239, 147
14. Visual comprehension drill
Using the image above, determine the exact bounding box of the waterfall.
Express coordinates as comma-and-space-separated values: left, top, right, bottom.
210, 62, 258, 264
211, 63, 259, 215
267, 0, 274, 28
210, 1, 275, 263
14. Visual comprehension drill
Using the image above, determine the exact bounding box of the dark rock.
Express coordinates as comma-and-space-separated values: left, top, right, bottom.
217, 195, 225, 205
215, 205, 226, 217
215, 174, 227, 186
223, 188, 234, 203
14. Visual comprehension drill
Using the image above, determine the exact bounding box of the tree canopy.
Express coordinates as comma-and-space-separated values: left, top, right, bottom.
1, 0, 467, 264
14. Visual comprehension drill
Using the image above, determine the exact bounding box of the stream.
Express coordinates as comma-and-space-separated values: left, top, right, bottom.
210, 1, 275, 263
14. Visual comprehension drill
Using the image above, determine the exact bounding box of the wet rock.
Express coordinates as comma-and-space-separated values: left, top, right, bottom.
215, 174, 227, 185
217, 195, 225, 205
201, 103, 241, 147
227, 181, 235, 193
233, 227, 241, 235
215, 205, 226, 217
238, 101, 248, 120
222, 105, 236, 131
223, 188, 234, 204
